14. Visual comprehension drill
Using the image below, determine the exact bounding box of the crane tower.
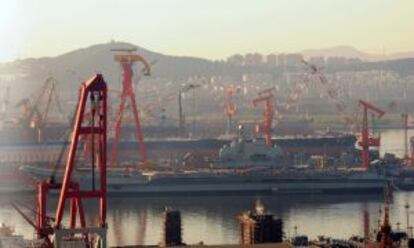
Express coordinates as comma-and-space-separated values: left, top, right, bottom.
358, 100, 385, 169
30, 74, 108, 247
109, 48, 151, 166
253, 88, 275, 145
224, 86, 240, 134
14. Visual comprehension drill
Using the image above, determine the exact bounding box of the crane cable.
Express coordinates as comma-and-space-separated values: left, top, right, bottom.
49, 101, 80, 184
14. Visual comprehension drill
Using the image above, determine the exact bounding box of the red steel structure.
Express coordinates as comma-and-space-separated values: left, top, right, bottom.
358, 100, 385, 169
224, 86, 240, 134
253, 88, 274, 145
109, 49, 151, 166
36, 74, 108, 246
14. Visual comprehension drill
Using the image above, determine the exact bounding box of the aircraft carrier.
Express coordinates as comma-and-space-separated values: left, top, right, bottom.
19, 165, 386, 195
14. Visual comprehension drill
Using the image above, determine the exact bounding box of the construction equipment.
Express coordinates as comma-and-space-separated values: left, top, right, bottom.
253, 88, 275, 145
13, 74, 108, 247
178, 84, 200, 137
15, 98, 41, 128
223, 86, 240, 134
358, 100, 385, 169
282, 74, 308, 112
302, 59, 361, 132
15, 77, 64, 141
109, 48, 151, 167
302, 60, 346, 111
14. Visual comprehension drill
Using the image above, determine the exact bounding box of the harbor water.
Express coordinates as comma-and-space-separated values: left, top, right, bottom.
0, 129, 412, 246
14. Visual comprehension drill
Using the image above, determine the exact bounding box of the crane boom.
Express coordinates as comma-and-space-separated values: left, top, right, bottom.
301, 59, 358, 131
113, 54, 151, 76
16, 77, 64, 135
359, 100, 385, 117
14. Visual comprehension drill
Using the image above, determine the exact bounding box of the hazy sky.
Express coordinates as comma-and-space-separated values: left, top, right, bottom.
1, 0, 413, 62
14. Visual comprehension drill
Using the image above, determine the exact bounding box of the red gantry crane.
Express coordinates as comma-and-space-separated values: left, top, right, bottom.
223, 86, 240, 134
358, 100, 385, 169
109, 48, 151, 167
15, 74, 109, 247
253, 88, 275, 145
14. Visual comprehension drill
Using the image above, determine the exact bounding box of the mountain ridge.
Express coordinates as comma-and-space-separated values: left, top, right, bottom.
300, 45, 414, 61
0, 41, 413, 101
3, 43, 414, 65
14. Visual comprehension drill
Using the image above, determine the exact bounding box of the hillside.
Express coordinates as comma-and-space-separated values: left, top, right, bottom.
0, 41, 226, 92
301, 46, 375, 60
1, 41, 414, 103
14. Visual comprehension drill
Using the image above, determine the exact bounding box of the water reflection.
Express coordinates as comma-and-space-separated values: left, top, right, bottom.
0, 194, 382, 245
0, 193, 391, 246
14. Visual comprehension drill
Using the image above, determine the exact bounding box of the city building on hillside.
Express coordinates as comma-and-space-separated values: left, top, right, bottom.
285, 53, 303, 67
245, 53, 264, 66
266, 54, 277, 67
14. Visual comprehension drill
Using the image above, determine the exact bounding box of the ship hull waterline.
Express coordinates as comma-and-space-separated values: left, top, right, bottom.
15, 166, 387, 196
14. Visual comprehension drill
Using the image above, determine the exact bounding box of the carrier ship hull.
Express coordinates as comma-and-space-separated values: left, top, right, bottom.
104, 179, 385, 195
20, 166, 386, 195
